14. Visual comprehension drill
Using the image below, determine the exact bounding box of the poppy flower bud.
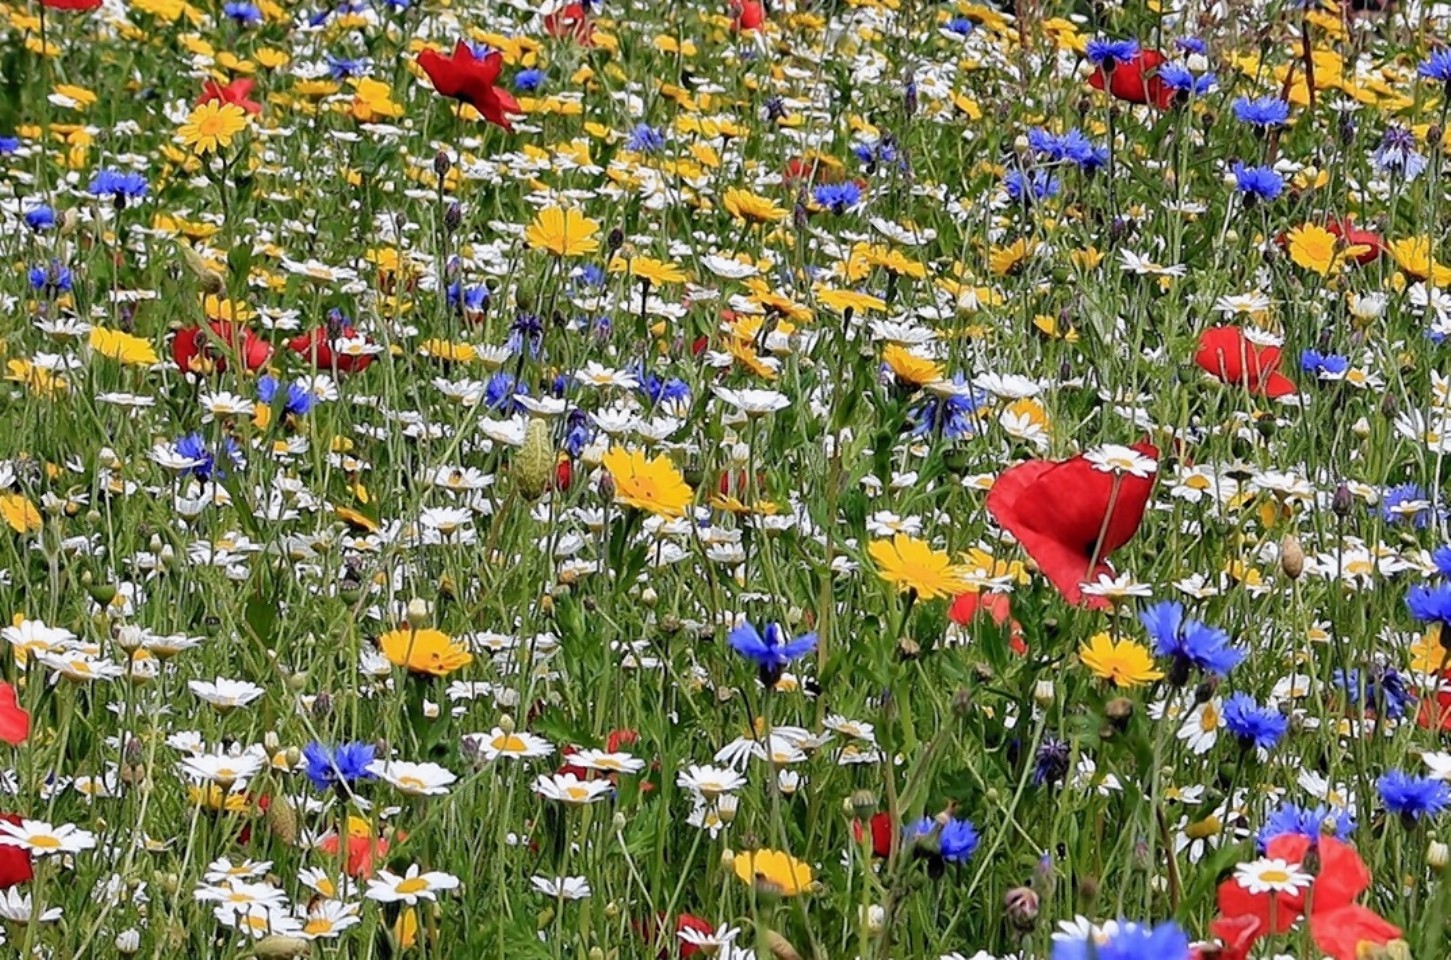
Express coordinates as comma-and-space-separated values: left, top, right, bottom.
1332, 482, 1355, 517
607, 227, 624, 252
265, 796, 299, 845
1279, 533, 1304, 579
1003, 885, 1039, 931
514, 419, 555, 500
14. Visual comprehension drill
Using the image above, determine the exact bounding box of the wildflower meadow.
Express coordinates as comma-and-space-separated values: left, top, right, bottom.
4, 0, 1451, 957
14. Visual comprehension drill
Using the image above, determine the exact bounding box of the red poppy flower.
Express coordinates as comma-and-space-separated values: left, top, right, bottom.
1325, 217, 1385, 265
199, 77, 262, 116
41, 0, 101, 10
948, 592, 1026, 655
173, 321, 272, 375
1194, 326, 1296, 398
675, 913, 716, 957
287, 326, 376, 374
544, 2, 594, 45
732, 0, 766, 30
0, 813, 31, 889
417, 41, 521, 131
0, 684, 28, 747
985, 442, 1158, 608
1088, 48, 1174, 109
1418, 669, 1451, 729
318, 828, 392, 878
1210, 835, 1401, 960
849, 811, 896, 858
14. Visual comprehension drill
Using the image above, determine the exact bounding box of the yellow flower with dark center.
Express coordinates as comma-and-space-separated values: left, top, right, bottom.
526, 207, 601, 257
732, 848, 814, 896
989, 238, 1038, 276
868, 534, 974, 600
378, 628, 473, 677
723, 188, 787, 224
1079, 633, 1163, 688
609, 256, 687, 286
882, 343, 944, 387
177, 101, 249, 154
601, 447, 694, 518
856, 244, 926, 279
89, 327, 159, 367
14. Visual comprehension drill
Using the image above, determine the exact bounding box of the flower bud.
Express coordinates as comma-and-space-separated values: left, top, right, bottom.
433, 150, 451, 178
1332, 483, 1355, 517
1033, 679, 1055, 707
254, 935, 311, 958
1428, 839, 1449, 870
514, 418, 555, 500
1279, 533, 1304, 579
406, 597, 432, 628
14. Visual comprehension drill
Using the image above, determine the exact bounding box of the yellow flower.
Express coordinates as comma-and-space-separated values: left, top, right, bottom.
177, 101, 249, 154
989, 238, 1038, 276
601, 447, 694, 518
89, 327, 158, 366
608, 256, 687, 286
526, 207, 601, 258
1079, 633, 1163, 688
350, 78, 404, 122
378, 628, 473, 677
732, 848, 814, 896
853, 244, 926, 279
53, 84, 97, 107
0, 495, 41, 534
1388, 237, 1451, 285
1286, 223, 1366, 277
868, 534, 973, 600
203, 295, 254, 323
5, 359, 66, 397
1411, 625, 1449, 675
882, 344, 944, 388
816, 288, 886, 315
419, 339, 477, 363
723, 188, 787, 224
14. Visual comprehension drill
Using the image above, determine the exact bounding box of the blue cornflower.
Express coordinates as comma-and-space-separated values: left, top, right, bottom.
508, 312, 544, 357
577, 264, 606, 287
637, 369, 690, 410
1222, 693, 1288, 751
257, 375, 313, 416
28, 261, 72, 295
563, 410, 594, 457
1381, 482, 1435, 527
727, 621, 816, 685
1233, 96, 1290, 128
1378, 769, 1451, 822
484, 371, 526, 412
812, 181, 862, 214
1432, 545, 1451, 577
1003, 169, 1059, 202
1409, 582, 1451, 625
1052, 920, 1191, 960
1176, 37, 1207, 55
1158, 62, 1217, 96
904, 816, 980, 864
514, 68, 545, 93
175, 433, 243, 481
945, 16, 975, 36
223, 1, 263, 24
89, 169, 149, 201
326, 54, 370, 79
23, 205, 55, 231
1139, 601, 1244, 680
1257, 801, 1355, 851
627, 123, 665, 153
447, 282, 489, 315
910, 376, 986, 441
1372, 126, 1427, 181
1299, 349, 1350, 380
1334, 667, 1415, 720
1419, 48, 1451, 84
302, 741, 377, 793
0, 136, 19, 155
1085, 37, 1140, 67
1232, 161, 1283, 202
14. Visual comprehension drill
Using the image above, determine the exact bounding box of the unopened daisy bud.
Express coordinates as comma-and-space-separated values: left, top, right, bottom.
263, 731, 279, 752
498, 713, 516, 734
253, 934, 311, 958
1032, 679, 1055, 707
405, 597, 432, 629
115, 929, 141, 954
602, 901, 620, 920
514, 419, 555, 500
587, 948, 605, 960
115, 625, 144, 653
640, 586, 658, 608
720, 848, 735, 870
1428, 839, 1449, 870
1003, 885, 1039, 931
612, 811, 627, 831
849, 789, 877, 820
1279, 533, 1305, 579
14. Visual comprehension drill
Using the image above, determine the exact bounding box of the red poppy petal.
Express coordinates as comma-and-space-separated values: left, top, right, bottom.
1308, 905, 1401, 960
1312, 837, 1371, 909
